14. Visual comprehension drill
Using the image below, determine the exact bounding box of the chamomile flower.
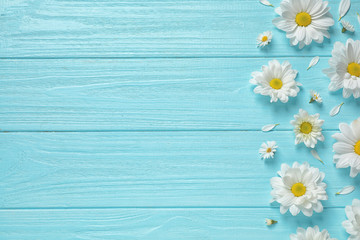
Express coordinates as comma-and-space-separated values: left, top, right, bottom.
291, 109, 325, 148
332, 118, 360, 177
341, 20, 355, 33
272, 0, 334, 49
250, 60, 300, 103
290, 226, 337, 240
259, 141, 278, 159
324, 39, 360, 98
270, 162, 328, 217
310, 90, 323, 103
343, 199, 360, 239
257, 31, 272, 48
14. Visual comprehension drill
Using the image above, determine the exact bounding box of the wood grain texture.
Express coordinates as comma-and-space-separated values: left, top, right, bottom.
1, 58, 359, 131
0, 208, 350, 240
0, 0, 359, 58
1, 131, 359, 208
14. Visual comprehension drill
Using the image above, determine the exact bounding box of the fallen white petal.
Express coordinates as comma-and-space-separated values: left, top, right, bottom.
358, 13, 360, 25
259, 0, 273, 7
262, 124, 279, 132
336, 185, 355, 195
339, 0, 351, 21
307, 56, 320, 70
330, 103, 344, 117
311, 149, 324, 164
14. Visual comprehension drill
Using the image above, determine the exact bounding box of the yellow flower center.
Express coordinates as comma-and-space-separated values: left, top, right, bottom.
347, 62, 360, 77
291, 182, 306, 197
266, 148, 272, 153
300, 122, 312, 134
269, 78, 283, 90
295, 12, 312, 27
262, 36, 268, 42
355, 141, 360, 155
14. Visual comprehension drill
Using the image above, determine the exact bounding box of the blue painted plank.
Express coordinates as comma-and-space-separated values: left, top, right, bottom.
0, 58, 359, 131
0, 0, 359, 58
1, 131, 359, 208
0, 207, 351, 240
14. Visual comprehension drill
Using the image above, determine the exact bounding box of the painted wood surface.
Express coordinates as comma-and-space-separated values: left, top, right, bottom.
0, 0, 359, 58
1, 0, 360, 239
1, 58, 359, 131
0, 208, 350, 240
1, 131, 359, 208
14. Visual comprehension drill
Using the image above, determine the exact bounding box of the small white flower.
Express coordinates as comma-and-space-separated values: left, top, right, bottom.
273, 0, 334, 49
333, 118, 360, 177
310, 90, 322, 103
324, 39, 360, 98
259, 141, 278, 160
343, 199, 360, 239
265, 218, 277, 226
270, 162, 328, 217
291, 109, 325, 148
290, 226, 337, 240
341, 20, 355, 33
257, 31, 272, 48
250, 60, 300, 103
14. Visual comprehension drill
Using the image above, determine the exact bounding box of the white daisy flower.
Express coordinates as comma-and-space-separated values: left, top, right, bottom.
343, 199, 360, 239
324, 39, 360, 98
250, 60, 300, 103
272, 0, 334, 49
291, 109, 325, 148
341, 20, 355, 33
259, 141, 278, 159
270, 162, 328, 217
332, 118, 360, 177
310, 90, 323, 103
290, 226, 337, 240
257, 31, 272, 48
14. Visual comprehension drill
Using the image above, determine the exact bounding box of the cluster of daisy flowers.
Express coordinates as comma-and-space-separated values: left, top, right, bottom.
252, 0, 360, 239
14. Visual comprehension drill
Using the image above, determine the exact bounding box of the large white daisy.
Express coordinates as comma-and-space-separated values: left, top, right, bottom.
270, 162, 328, 217
290, 226, 337, 240
343, 199, 360, 240
324, 39, 360, 98
333, 118, 360, 177
291, 109, 325, 148
250, 60, 300, 103
273, 0, 334, 49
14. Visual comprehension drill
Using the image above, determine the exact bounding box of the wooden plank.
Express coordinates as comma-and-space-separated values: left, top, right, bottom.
1, 58, 359, 131
1, 131, 359, 208
1, 0, 359, 58
0, 207, 349, 240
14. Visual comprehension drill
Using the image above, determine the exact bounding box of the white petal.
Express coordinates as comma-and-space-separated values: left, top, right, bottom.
307, 56, 320, 70
259, 0, 273, 7
339, 0, 351, 21
358, 13, 360, 25
262, 123, 279, 132
330, 102, 344, 117
311, 149, 324, 164
336, 185, 355, 195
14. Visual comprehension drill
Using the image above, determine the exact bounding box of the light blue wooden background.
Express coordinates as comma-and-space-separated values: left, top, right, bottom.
1, 0, 360, 239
